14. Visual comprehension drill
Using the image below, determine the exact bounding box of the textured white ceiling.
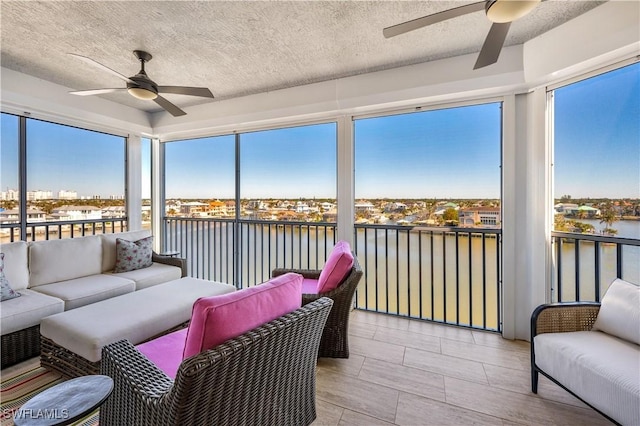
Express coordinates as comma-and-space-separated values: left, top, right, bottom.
1, 1, 604, 114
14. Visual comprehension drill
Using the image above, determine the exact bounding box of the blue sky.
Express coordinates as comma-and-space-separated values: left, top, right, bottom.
554, 62, 639, 199
2, 63, 638, 200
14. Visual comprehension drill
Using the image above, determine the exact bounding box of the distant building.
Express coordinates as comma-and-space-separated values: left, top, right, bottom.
458, 207, 501, 227
383, 202, 407, 213
246, 200, 268, 210
51, 205, 102, 221
58, 190, 78, 200
0, 208, 46, 223
27, 190, 53, 200
0, 189, 19, 201
102, 206, 126, 218
179, 201, 209, 217
355, 201, 375, 213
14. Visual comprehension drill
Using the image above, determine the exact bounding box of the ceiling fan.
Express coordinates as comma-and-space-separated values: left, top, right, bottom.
68, 50, 214, 117
383, 0, 541, 70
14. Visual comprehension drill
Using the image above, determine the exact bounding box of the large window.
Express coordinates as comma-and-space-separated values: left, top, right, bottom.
240, 123, 337, 221
1, 113, 20, 242
141, 137, 152, 229
1, 115, 126, 241
164, 135, 236, 217
353, 103, 502, 329
551, 61, 640, 297
26, 120, 125, 230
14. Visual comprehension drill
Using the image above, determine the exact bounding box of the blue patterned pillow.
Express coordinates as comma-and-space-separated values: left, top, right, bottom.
0, 253, 21, 301
114, 236, 153, 273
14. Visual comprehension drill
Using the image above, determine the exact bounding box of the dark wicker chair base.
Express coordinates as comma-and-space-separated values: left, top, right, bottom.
100, 298, 333, 426
273, 253, 363, 358
41, 320, 190, 378
1, 325, 41, 368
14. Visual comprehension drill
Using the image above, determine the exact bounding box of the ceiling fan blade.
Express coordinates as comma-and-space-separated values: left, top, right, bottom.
69, 88, 126, 96
474, 22, 511, 69
68, 53, 133, 83
154, 95, 186, 117
158, 86, 214, 98
383, 1, 485, 38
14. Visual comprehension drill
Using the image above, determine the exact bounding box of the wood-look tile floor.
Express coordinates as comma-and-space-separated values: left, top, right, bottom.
1, 311, 612, 425
313, 310, 612, 426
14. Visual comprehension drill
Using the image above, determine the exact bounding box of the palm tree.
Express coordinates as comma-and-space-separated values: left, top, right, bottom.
599, 202, 618, 236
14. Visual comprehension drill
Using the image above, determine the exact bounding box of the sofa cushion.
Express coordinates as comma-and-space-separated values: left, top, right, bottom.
1, 253, 21, 301
317, 241, 353, 293
111, 262, 182, 290
32, 274, 135, 310
534, 330, 640, 426
0, 289, 64, 335
114, 236, 153, 273
592, 278, 640, 345
29, 236, 102, 287
182, 272, 303, 359
101, 230, 152, 272
0, 241, 29, 291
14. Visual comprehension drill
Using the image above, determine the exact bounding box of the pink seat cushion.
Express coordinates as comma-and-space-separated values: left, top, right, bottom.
182, 272, 303, 359
317, 241, 354, 293
302, 278, 319, 294
136, 328, 187, 379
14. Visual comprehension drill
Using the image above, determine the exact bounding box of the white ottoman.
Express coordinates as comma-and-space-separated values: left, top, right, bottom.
40, 277, 235, 377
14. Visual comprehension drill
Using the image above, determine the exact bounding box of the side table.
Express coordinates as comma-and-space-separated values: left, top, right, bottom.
157, 250, 180, 257
13, 375, 113, 426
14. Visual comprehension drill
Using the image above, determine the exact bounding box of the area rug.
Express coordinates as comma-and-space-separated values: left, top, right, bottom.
0, 364, 99, 426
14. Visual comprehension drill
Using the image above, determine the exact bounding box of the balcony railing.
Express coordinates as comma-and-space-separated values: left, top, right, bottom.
1, 218, 128, 243
163, 217, 503, 332
551, 231, 640, 302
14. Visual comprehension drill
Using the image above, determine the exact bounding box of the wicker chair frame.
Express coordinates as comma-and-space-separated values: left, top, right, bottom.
530, 302, 621, 425
100, 297, 333, 426
272, 253, 363, 358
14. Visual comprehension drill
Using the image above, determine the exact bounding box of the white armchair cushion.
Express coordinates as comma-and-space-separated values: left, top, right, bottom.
534, 331, 640, 426
592, 278, 640, 345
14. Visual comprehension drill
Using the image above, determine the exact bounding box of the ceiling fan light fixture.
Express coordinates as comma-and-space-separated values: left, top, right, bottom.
127, 87, 158, 100
486, 0, 540, 23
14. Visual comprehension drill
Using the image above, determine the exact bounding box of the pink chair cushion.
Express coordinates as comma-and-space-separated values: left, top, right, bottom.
182, 272, 303, 359
317, 241, 354, 293
302, 278, 319, 295
136, 328, 187, 379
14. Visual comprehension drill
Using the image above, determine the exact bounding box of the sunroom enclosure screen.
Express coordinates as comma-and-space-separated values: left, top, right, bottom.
551, 61, 640, 302
354, 103, 503, 330
162, 123, 337, 288
0, 113, 127, 242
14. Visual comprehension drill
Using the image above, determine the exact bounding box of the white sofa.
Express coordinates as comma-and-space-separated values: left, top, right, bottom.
531, 278, 640, 426
1, 230, 185, 367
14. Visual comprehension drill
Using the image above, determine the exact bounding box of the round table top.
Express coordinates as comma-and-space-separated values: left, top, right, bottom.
14, 375, 113, 426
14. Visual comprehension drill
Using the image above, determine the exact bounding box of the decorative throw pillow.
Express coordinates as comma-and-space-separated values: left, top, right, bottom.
317, 240, 354, 293
114, 236, 153, 273
0, 253, 21, 301
592, 278, 640, 345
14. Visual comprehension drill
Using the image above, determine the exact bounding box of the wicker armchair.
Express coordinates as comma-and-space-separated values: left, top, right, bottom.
100, 297, 333, 426
530, 301, 601, 394
272, 254, 363, 358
